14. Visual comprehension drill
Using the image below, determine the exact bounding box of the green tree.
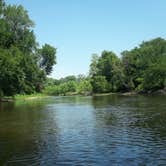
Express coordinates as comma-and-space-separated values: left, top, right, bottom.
0, 0, 5, 16
122, 37, 166, 92
91, 76, 109, 93
3, 4, 36, 51
0, 1, 56, 97
142, 59, 166, 92
90, 51, 125, 93
0, 47, 24, 96
38, 44, 57, 75
59, 75, 76, 83
89, 54, 99, 77
77, 79, 92, 95
97, 51, 119, 81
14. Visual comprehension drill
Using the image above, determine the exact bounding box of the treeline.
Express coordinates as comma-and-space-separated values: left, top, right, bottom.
0, 0, 56, 97
44, 37, 166, 96
90, 37, 166, 94
43, 75, 92, 96
1, 0, 166, 98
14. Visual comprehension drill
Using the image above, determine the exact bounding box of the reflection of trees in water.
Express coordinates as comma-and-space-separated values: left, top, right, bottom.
92, 95, 120, 108
51, 95, 92, 105
0, 95, 165, 165
91, 94, 129, 126
0, 102, 15, 112
129, 97, 166, 138
93, 95, 166, 137
91, 94, 166, 140
0, 100, 60, 166
119, 95, 166, 138
91, 95, 166, 164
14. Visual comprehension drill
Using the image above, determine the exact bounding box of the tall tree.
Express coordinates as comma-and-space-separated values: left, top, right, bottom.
38, 44, 57, 75
0, 1, 56, 97
0, 0, 5, 15
89, 54, 99, 77
122, 37, 166, 92
90, 51, 125, 92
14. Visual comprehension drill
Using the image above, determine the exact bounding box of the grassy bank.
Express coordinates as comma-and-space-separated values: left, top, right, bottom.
14, 93, 49, 101
1, 90, 165, 103
0, 93, 49, 102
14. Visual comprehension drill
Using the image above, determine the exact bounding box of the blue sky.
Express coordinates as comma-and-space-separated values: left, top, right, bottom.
6, 0, 166, 78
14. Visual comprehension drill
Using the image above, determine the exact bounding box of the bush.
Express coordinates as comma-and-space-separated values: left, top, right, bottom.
91, 76, 110, 93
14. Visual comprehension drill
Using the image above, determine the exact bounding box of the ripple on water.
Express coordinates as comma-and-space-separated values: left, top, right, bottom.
0, 95, 166, 165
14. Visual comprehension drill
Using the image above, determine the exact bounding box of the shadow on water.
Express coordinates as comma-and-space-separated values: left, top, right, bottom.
0, 99, 60, 166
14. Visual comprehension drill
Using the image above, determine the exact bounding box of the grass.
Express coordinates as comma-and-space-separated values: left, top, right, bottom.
14, 93, 48, 100
0, 91, 138, 102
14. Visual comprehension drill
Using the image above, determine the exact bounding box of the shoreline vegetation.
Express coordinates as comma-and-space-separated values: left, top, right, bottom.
1, 89, 166, 103
14, 94, 49, 101
0, 93, 49, 102
1, 0, 166, 101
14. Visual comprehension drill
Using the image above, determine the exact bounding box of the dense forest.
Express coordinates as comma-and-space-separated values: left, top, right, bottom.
0, 0, 56, 98
1, 0, 166, 98
89, 38, 166, 94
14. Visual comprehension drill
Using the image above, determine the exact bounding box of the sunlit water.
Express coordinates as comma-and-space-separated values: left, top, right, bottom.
0, 95, 166, 166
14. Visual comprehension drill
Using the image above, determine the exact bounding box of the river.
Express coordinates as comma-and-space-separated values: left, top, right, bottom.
0, 95, 166, 166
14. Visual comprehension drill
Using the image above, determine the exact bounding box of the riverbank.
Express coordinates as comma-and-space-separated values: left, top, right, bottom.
0, 93, 49, 102
91, 90, 166, 97
0, 97, 14, 102
14, 94, 49, 101
93, 91, 138, 97
1, 89, 166, 103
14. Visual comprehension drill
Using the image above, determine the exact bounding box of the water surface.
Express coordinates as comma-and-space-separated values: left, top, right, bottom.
0, 95, 166, 166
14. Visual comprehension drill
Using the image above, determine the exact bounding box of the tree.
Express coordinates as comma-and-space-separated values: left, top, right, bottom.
3, 4, 34, 34
77, 79, 92, 95
89, 54, 99, 77
0, 1, 56, 97
89, 51, 125, 93
3, 4, 36, 51
109, 61, 126, 92
142, 58, 166, 92
97, 51, 119, 82
91, 76, 109, 93
0, 47, 24, 96
122, 37, 166, 92
0, 0, 5, 16
38, 44, 56, 75
76, 74, 86, 83
59, 75, 76, 83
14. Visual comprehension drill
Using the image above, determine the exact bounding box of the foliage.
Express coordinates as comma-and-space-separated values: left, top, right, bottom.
38, 44, 57, 75
77, 79, 92, 95
122, 38, 166, 92
0, 47, 24, 96
90, 38, 166, 93
45, 38, 166, 96
1, 1, 166, 97
90, 51, 126, 93
89, 54, 99, 77
43, 76, 92, 96
14, 93, 47, 100
142, 63, 166, 91
90, 76, 110, 93
0, 0, 56, 97
43, 80, 77, 96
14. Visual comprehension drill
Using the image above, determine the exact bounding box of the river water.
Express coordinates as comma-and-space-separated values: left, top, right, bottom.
0, 95, 166, 166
